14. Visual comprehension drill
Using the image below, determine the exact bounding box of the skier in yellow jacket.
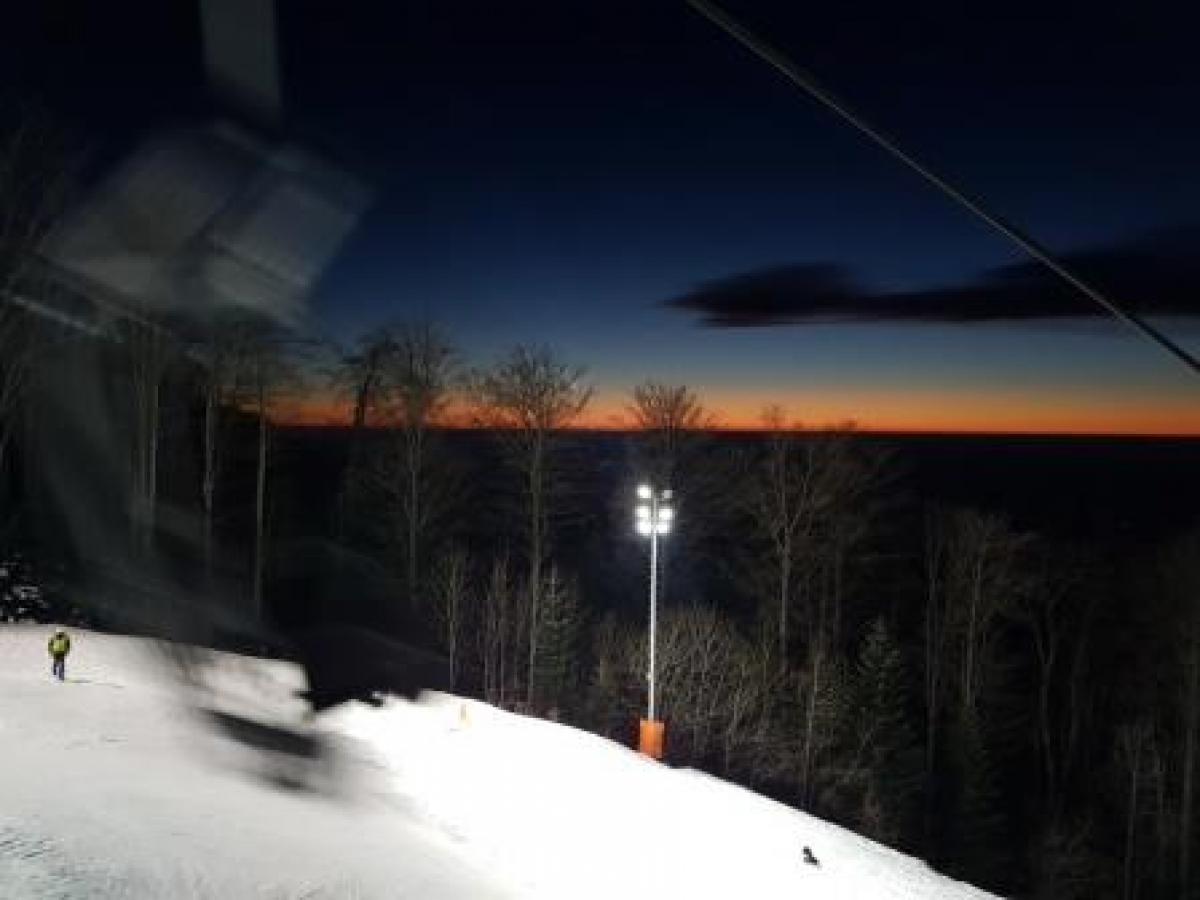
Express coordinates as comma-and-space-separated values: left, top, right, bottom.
48, 630, 71, 681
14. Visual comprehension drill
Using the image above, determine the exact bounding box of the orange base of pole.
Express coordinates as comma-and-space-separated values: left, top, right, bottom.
638, 718, 665, 760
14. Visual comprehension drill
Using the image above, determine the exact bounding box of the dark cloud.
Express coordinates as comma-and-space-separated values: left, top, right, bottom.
667, 228, 1200, 327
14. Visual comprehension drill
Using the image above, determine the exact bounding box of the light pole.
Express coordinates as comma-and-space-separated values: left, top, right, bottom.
635, 483, 672, 756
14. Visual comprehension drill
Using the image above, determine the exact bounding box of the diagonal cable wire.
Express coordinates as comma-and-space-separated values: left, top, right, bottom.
685, 0, 1200, 377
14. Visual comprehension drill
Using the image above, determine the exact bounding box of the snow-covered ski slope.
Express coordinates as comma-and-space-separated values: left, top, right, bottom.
0, 627, 998, 899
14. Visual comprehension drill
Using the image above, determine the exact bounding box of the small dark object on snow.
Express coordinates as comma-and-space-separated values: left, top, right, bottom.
803, 846, 820, 868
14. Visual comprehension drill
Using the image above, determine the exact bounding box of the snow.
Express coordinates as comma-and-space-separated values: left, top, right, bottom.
0, 627, 998, 899
0, 627, 512, 899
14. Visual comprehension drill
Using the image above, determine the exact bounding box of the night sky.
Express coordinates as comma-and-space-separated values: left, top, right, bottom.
7, 1, 1200, 432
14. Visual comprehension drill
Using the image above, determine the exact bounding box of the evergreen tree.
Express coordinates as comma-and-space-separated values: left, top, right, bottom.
946, 702, 1011, 889
804, 644, 857, 812
855, 617, 925, 849
585, 613, 641, 741
530, 564, 581, 715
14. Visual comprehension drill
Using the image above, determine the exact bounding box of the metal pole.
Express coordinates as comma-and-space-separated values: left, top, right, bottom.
648, 490, 658, 722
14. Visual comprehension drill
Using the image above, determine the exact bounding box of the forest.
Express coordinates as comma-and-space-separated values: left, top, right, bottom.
3, 310, 1200, 900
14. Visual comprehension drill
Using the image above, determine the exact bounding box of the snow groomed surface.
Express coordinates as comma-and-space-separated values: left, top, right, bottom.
0, 627, 997, 899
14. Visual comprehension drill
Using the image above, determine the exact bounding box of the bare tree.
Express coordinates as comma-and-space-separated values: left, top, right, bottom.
335, 323, 459, 605
627, 603, 775, 772
933, 508, 1031, 716
648, 604, 736, 760
480, 553, 513, 704
820, 433, 891, 648
924, 506, 951, 782
430, 545, 472, 687
719, 633, 779, 775
1010, 544, 1094, 817
193, 322, 245, 569
739, 412, 875, 659
741, 409, 825, 658
332, 327, 396, 539
733, 415, 892, 808
0, 109, 74, 496
1150, 745, 1172, 897
0, 300, 34, 489
124, 315, 173, 551
249, 341, 271, 619
1164, 532, 1200, 892
234, 322, 301, 619
627, 381, 710, 485
339, 327, 396, 431
627, 380, 714, 608
589, 606, 801, 784
1117, 720, 1154, 900
477, 550, 536, 708
379, 323, 458, 603
796, 636, 849, 805
472, 344, 591, 707
1182, 614, 1200, 897
923, 505, 1033, 855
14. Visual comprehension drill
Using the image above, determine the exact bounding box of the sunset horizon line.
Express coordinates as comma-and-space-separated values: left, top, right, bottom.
272, 394, 1200, 437
272, 418, 1200, 440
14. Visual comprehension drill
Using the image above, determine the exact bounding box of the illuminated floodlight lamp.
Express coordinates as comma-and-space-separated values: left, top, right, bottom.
633, 484, 676, 740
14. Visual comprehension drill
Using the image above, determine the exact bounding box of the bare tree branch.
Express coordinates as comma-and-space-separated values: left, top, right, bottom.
471, 344, 591, 708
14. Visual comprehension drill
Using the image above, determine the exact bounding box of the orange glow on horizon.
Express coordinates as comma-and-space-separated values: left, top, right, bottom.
276, 388, 1200, 437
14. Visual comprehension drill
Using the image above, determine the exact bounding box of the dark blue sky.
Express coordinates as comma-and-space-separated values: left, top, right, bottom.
8, 1, 1200, 429
290, 1, 1200, 306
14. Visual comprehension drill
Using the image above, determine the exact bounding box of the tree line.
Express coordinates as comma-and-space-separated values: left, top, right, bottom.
325, 323, 1200, 900
4, 115, 1200, 899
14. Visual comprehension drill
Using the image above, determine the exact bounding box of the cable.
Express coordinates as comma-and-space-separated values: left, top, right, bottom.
685, 0, 1200, 377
